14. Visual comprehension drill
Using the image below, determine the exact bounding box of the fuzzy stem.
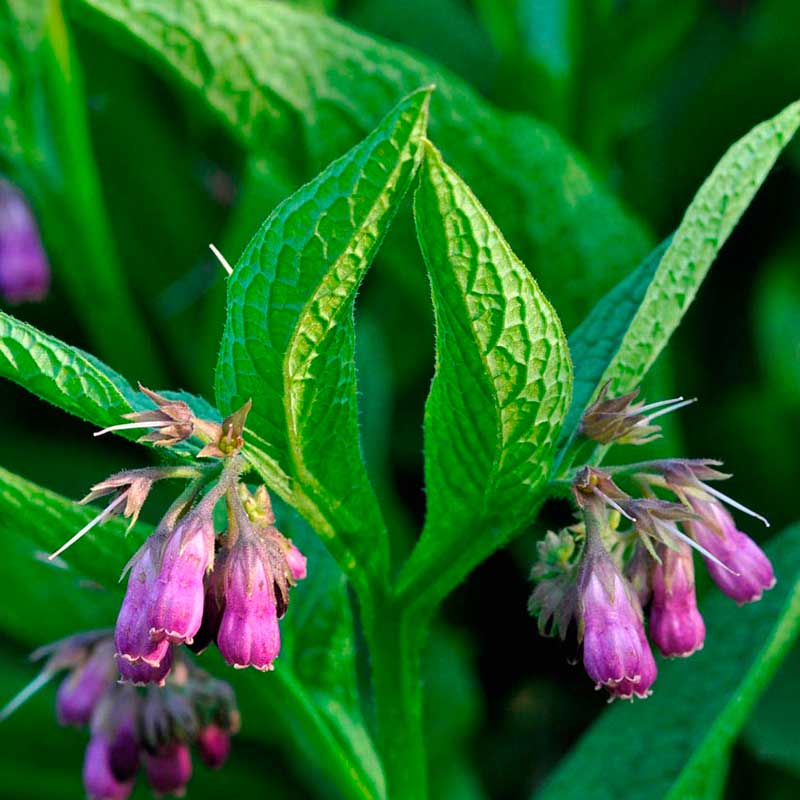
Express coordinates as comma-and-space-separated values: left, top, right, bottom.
368, 598, 428, 800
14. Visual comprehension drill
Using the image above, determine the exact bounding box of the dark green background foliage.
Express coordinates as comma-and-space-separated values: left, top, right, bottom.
1, 1, 799, 798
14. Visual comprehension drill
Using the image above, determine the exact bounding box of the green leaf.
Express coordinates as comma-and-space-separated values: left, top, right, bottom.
0, 467, 384, 800
398, 144, 572, 613
560, 100, 800, 440
534, 524, 800, 800
216, 89, 431, 606
72, 0, 651, 328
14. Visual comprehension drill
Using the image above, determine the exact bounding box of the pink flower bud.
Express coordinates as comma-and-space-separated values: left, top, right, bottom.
115, 536, 171, 667
83, 735, 134, 800
117, 646, 173, 687
196, 724, 230, 769
149, 514, 215, 645
144, 742, 192, 797
687, 500, 775, 605
0, 178, 50, 304
56, 640, 115, 726
217, 540, 281, 671
286, 543, 307, 581
650, 543, 706, 658
188, 569, 225, 655
579, 553, 656, 699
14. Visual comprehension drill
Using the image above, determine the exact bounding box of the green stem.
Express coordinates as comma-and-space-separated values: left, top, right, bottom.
368, 599, 428, 800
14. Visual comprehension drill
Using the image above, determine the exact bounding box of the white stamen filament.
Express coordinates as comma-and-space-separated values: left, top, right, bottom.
644, 397, 697, 422
209, 243, 233, 276
594, 489, 635, 522
667, 523, 739, 575
48, 492, 128, 561
637, 396, 686, 414
702, 483, 770, 527
93, 420, 172, 438
0, 670, 54, 721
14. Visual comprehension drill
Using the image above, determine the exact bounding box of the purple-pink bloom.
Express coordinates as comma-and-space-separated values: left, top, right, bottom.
196, 724, 231, 769
579, 549, 656, 699
0, 178, 50, 304
143, 742, 192, 797
650, 543, 705, 658
217, 541, 281, 671
107, 707, 140, 783
115, 535, 171, 667
149, 513, 215, 645
56, 640, 115, 726
117, 645, 173, 687
285, 543, 307, 581
83, 735, 134, 800
686, 499, 775, 605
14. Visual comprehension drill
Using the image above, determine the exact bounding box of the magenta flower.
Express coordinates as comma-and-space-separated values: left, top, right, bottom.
0, 178, 50, 304
686, 499, 775, 605
149, 512, 215, 645
107, 705, 140, 783
217, 539, 281, 671
188, 568, 226, 655
56, 640, 115, 726
83, 735, 134, 800
650, 543, 705, 658
579, 546, 656, 699
117, 646, 173, 687
115, 535, 171, 668
143, 742, 193, 797
197, 724, 231, 769
286, 543, 307, 581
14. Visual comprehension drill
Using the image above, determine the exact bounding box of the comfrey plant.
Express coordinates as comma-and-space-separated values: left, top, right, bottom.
529, 386, 774, 700
1, 75, 799, 800
4, 631, 238, 799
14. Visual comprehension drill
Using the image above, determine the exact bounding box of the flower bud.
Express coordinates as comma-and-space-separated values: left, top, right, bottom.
686, 500, 775, 605
0, 178, 50, 304
83, 735, 134, 800
143, 742, 192, 797
149, 512, 215, 645
187, 567, 225, 655
579, 547, 656, 699
196, 724, 230, 769
217, 538, 281, 671
117, 646, 173, 687
649, 543, 705, 657
115, 535, 171, 667
107, 705, 140, 783
56, 640, 115, 726
286, 543, 307, 582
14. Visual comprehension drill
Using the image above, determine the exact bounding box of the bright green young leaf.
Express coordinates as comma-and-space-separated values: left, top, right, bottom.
559, 100, 800, 440
535, 524, 800, 800
398, 143, 572, 613
215, 89, 431, 605
0, 467, 384, 800
72, 0, 651, 327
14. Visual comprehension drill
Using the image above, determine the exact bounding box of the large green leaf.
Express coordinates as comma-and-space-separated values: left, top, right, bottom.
216, 89, 430, 606
535, 524, 800, 800
0, 467, 384, 800
0, 0, 166, 383
559, 99, 800, 445
398, 144, 572, 613
72, 0, 651, 328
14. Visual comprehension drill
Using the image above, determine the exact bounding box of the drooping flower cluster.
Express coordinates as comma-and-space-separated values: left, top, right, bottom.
13, 631, 239, 799
530, 384, 774, 701
0, 177, 50, 304
50, 391, 307, 685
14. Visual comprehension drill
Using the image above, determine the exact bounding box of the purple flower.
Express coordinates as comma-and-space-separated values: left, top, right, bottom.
56, 640, 115, 726
0, 178, 50, 304
143, 742, 192, 797
286, 543, 307, 581
196, 724, 231, 769
149, 512, 215, 645
107, 705, 140, 783
83, 735, 134, 800
579, 548, 656, 699
117, 646, 173, 687
650, 543, 706, 658
686, 499, 775, 605
217, 539, 281, 671
188, 568, 226, 655
115, 535, 171, 667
